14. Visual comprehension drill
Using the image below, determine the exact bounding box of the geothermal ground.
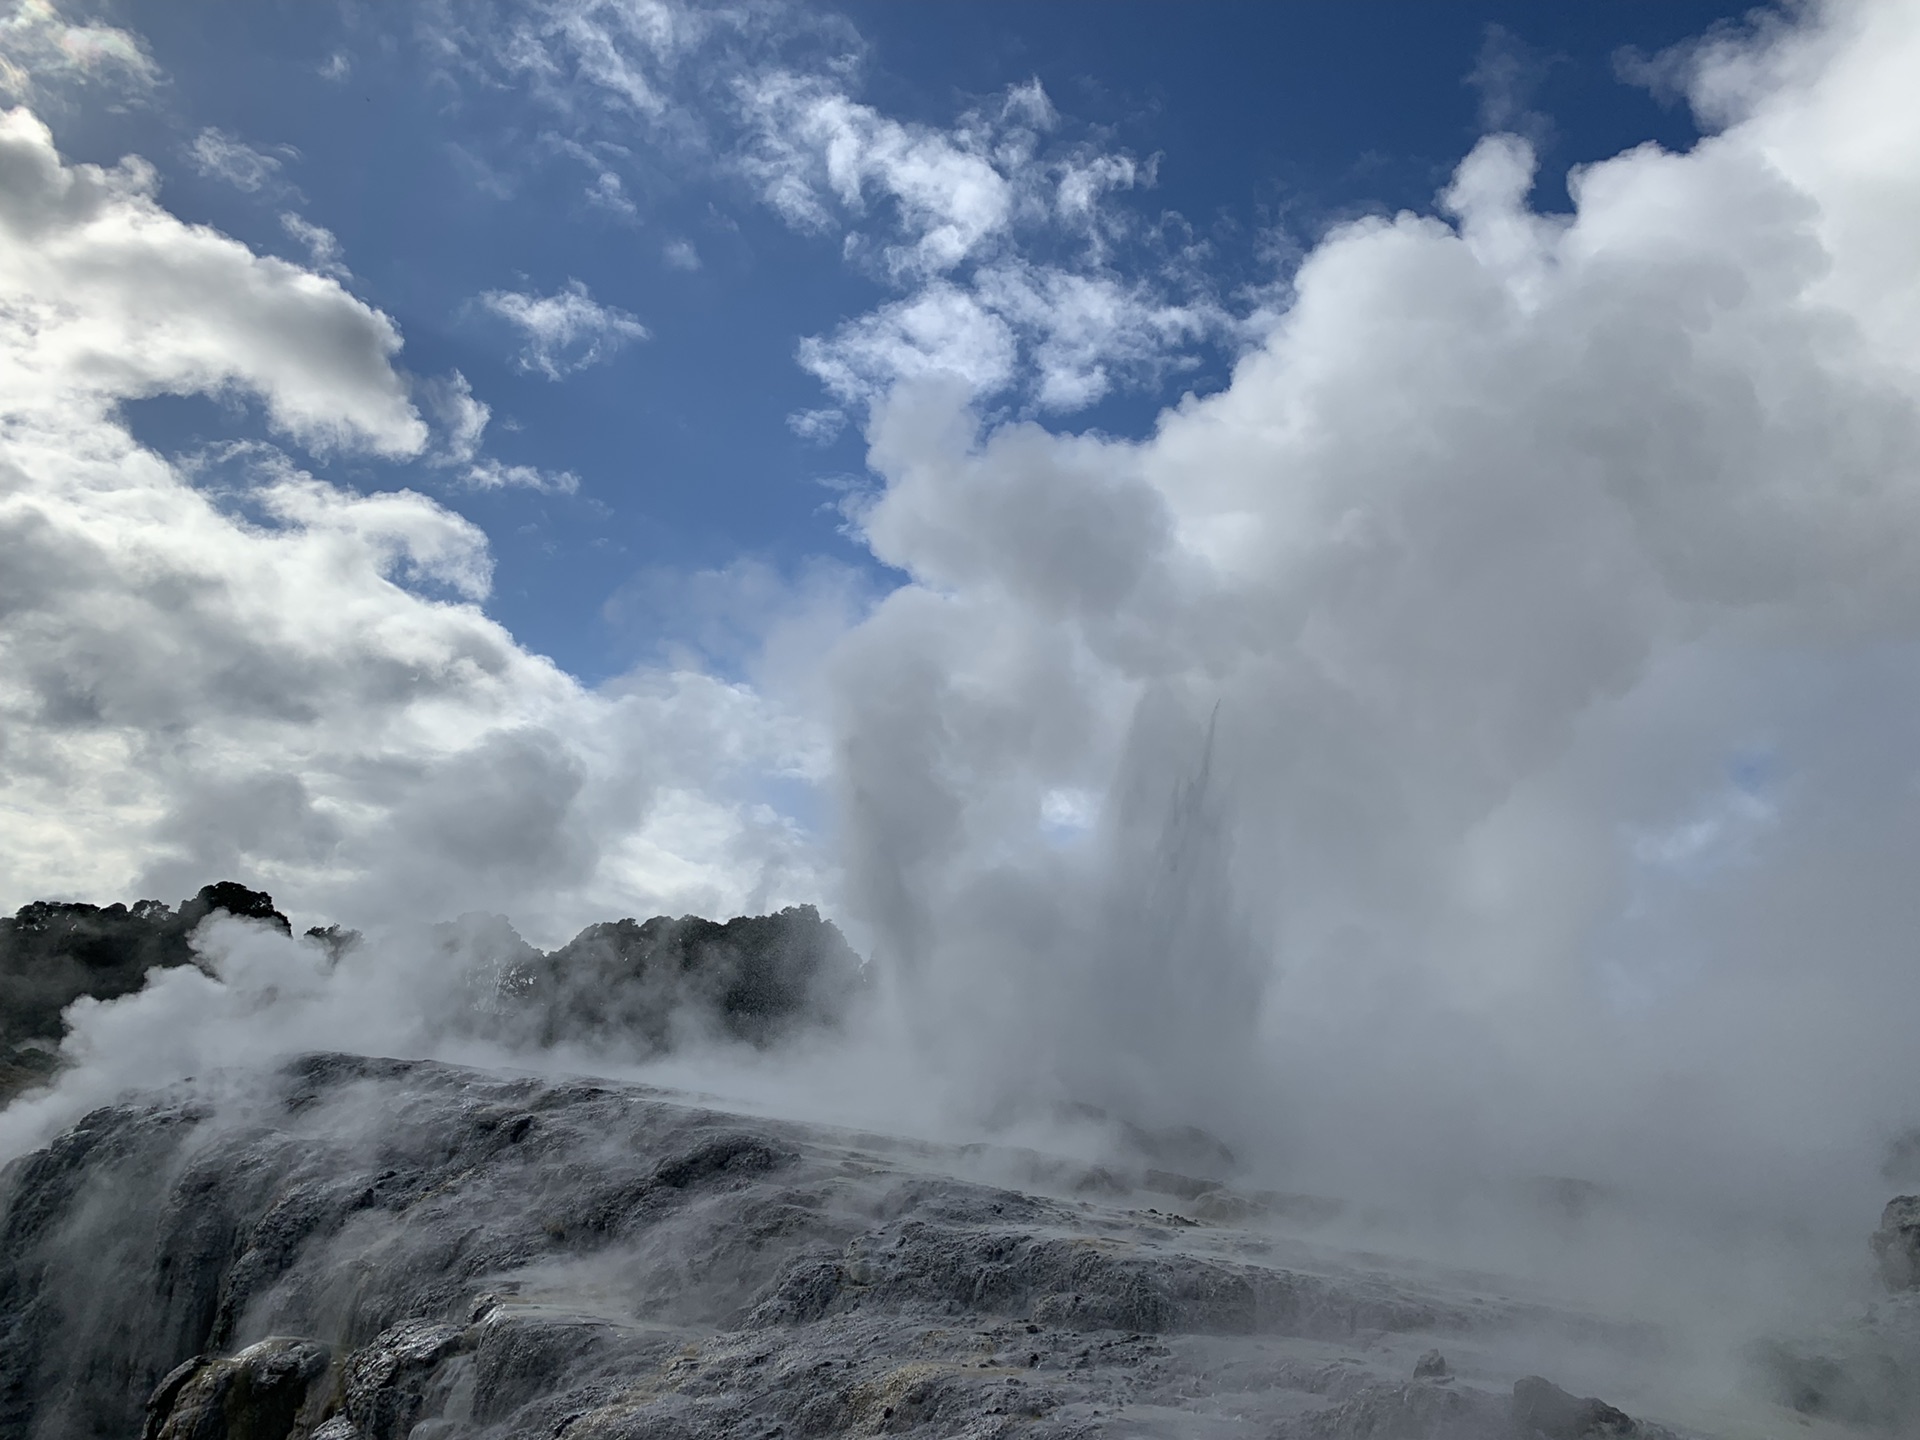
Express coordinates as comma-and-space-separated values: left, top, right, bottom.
0, 1048, 1909, 1440
3, 893, 1917, 1439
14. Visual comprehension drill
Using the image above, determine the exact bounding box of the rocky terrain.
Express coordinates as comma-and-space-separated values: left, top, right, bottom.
2, 889, 1916, 1438
1, 1050, 1719, 1440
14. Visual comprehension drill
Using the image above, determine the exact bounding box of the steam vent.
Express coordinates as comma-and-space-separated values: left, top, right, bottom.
0, 886, 1912, 1437
9, 0, 1920, 1435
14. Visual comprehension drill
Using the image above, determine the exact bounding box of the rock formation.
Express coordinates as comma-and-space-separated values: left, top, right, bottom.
1742, 1198, 1920, 1430
0, 1051, 1696, 1440
1871, 1195, 1920, 1291
0, 885, 1904, 1437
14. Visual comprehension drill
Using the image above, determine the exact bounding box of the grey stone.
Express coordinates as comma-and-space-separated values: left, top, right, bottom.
1871, 1195, 1920, 1290
0, 1053, 1722, 1440
1510, 1376, 1637, 1438
141, 1337, 331, 1440
1748, 1293, 1920, 1429
1412, 1350, 1448, 1379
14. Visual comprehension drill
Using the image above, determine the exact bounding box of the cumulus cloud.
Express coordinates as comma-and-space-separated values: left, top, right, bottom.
477, 277, 649, 379
0, 108, 425, 455
0, 105, 822, 942
814, 0, 1920, 1240
342, 7, 1920, 1225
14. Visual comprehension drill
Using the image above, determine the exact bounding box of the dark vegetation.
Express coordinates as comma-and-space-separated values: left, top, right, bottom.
0, 884, 865, 1104
494, 908, 865, 1053
0, 884, 290, 1101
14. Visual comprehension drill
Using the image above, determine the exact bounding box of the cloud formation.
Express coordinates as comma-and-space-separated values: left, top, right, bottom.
0, 105, 822, 942
279, 211, 346, 278
449, 3, 1224, 416
0, 0, 155, 102
815, 0, 1920, 1231
188, 127, 290, 194
477, 277, 649, 379
0, 109, 423, 454
419, 369, 580, 492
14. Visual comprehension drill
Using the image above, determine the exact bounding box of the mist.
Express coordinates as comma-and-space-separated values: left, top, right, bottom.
822, 0, 1920, 1222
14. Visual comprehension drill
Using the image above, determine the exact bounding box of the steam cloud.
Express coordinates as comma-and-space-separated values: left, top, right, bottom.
2, 0, 1920, 1339
827, 0, 1920, 1231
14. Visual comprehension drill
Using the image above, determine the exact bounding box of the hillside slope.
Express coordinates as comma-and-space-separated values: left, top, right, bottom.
0, 1051, 1833, 1440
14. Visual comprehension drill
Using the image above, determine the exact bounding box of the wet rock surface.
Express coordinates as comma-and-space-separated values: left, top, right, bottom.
1749, 1292, 1920, 1431
1747, 1197, 1920, 1429
1510, 1376, 1638, 1438
0, 1053, 1715, 1440
142, 1338, 332, 1440
1870, 1195, 1920, 1291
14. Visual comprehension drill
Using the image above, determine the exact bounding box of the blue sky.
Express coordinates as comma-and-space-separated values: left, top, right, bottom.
49, 1, 1735, 684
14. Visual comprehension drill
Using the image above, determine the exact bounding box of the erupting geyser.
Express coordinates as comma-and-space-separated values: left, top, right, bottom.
7, 0, 1920, 1433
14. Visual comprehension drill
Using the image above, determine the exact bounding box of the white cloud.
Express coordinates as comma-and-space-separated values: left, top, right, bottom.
662, 236, 699, 270
587, 167, 636, 215
462, 457, 580, 494
738, 69, 1014, 278
786, 406, 844, 444
1465, 23, 1557, 146
497, 0, 716, 118
280, 211, 345, 277
816, 0, 1920, 1218
461, 0, 830, 131
477, 277, 649, 379
420, 369, 493, 464
418, 369, 581, 493
0, 105, 822, 942
798, 282, 1017, 405
188, 127, 291, 194
450, 6, 1215, 416
0, 0, 156, 101
973, 263, 1214, 411
17, 0, 1920, 1267
799, 262, 1217, 414
0, 108, 424, 455
747, 74, 1224, 413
